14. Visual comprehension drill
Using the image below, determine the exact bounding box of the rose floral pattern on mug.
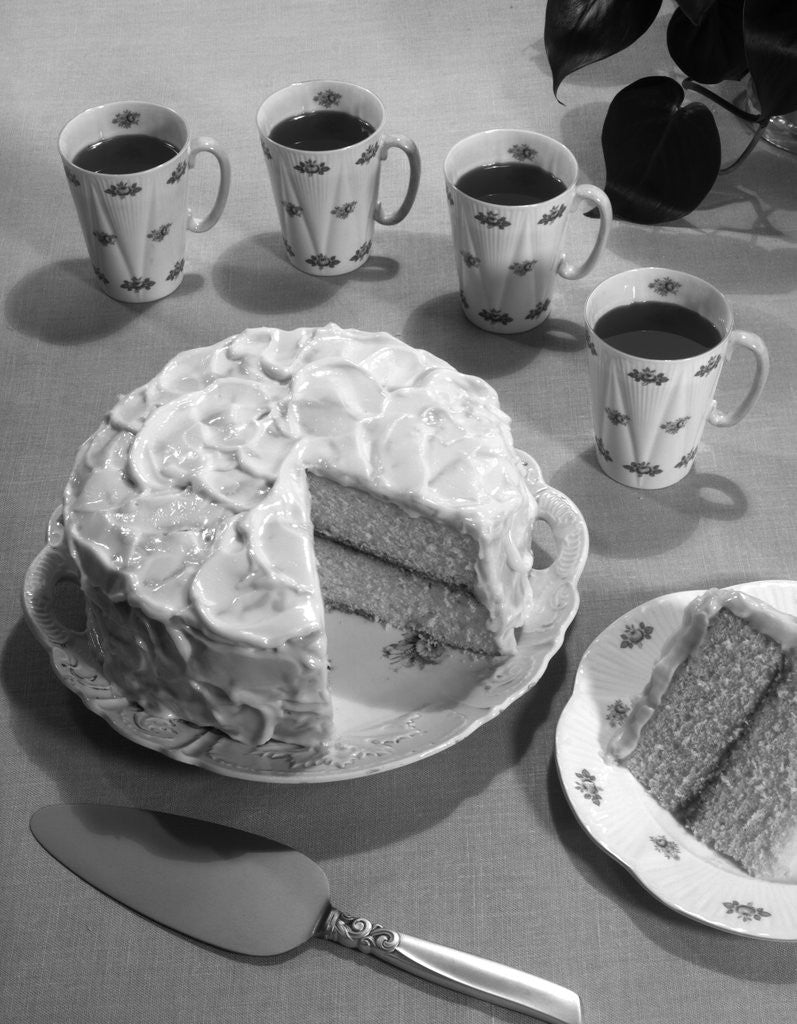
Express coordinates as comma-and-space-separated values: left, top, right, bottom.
59, 102, 230, 303
256, 81, 420, 276
585, 268, 770, 489
444, 130, 612, 334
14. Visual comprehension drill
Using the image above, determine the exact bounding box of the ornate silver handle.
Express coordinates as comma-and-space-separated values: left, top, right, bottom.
322, 909, 582, 1024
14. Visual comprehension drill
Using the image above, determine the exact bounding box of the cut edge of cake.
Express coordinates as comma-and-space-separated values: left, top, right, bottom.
608, 587, 797, 880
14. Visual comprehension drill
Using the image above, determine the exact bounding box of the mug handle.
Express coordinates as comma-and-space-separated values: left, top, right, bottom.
557, 184, 612, 280
186, 136, 232, 233
374, 133, 421, 226
708, 330, 770, 427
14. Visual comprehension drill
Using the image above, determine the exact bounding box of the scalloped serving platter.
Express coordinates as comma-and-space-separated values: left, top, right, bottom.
24, 455, 587, 782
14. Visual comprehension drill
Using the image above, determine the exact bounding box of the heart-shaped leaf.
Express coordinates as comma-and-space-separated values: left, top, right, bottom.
544, 0, 663, 97
600, 76, 722, 223
744, 0, 797, 117
667, 0, 748, 83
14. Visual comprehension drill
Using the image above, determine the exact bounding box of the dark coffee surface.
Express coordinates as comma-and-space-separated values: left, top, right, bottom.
595, 301, 722, 359
269, 110, 375, 150
73, 134, 180, 173
456, 162, 565, 205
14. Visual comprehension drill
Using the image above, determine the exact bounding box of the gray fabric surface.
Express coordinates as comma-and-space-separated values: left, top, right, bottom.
2, 3, 796, 1023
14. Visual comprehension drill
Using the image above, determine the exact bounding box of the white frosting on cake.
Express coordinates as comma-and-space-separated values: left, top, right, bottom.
62, 325, 537, 747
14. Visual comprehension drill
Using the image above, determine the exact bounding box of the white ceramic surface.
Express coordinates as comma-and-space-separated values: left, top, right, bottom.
256, 81, 420, 276
584, 268, 769, 488
556, 579, 797, 940
59, 101, 230, 302
24, 455, 587, 783
444, 129, 611, 334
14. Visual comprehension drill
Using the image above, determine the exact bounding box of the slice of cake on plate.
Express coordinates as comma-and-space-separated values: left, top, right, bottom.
609, 588, 797, 880
61, 325, 538, 751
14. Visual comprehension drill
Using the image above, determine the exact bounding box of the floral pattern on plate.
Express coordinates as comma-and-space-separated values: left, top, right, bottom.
555, 580, 797, 940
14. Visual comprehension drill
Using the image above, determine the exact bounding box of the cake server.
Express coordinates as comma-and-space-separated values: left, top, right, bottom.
30, 803, 582, 1024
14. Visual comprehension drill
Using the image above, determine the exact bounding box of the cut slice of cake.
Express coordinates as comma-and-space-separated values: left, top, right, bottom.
61, 325, 538, 750
683, 654, 797, 880
609, 587, 797, 880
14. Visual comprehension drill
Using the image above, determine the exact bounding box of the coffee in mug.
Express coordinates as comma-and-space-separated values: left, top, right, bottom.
584, 268, 769, 489
455, 162, 566, 205
256, 81, 421, 276
269, 110, 376, 150
72, 134, 181, 173
444, 130, 612, 334
594, 301, 722, 360
59, 101, 231, 303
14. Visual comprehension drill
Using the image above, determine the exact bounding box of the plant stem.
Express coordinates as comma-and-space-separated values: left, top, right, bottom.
682, 78, 764, 124
682, 78, 771, 172
717, 122, 770, 174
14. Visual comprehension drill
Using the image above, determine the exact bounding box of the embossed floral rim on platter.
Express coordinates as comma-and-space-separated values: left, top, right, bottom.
23, 454, 588, 783
556, 580, 797, 941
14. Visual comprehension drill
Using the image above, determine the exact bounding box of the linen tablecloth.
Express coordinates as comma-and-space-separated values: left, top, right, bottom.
2, 3, 796, 1022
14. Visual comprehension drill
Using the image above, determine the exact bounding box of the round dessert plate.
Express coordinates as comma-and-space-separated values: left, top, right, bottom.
24, 455, 587, 783
556, 579, 797, 940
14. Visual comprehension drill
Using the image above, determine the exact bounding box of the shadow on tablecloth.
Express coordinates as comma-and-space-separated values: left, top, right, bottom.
4, 258, 204, 344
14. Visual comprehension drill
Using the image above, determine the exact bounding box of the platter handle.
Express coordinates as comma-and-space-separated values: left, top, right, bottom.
520, 453, 589, 613
23, 511, 86, 650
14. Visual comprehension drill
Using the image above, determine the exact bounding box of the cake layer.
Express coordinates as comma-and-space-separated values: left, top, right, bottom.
308, 472, 479, 590
314, 535, 499, 655
684, 655, 797, 880
617, 607, 782, 812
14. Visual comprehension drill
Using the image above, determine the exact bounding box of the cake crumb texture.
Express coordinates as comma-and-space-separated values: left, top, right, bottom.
622, 609, 781, 812
684, 656, 797, 880
614, 588, 797, 880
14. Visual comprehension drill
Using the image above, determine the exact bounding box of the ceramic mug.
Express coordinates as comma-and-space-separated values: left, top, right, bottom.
256, 81, 421, 275
59, 101, 231, 303
444, 129, 612, 334
584, 267, 770, 489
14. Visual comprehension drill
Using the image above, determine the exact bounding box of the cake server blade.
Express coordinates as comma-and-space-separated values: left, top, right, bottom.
30, 804, 582, 1024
